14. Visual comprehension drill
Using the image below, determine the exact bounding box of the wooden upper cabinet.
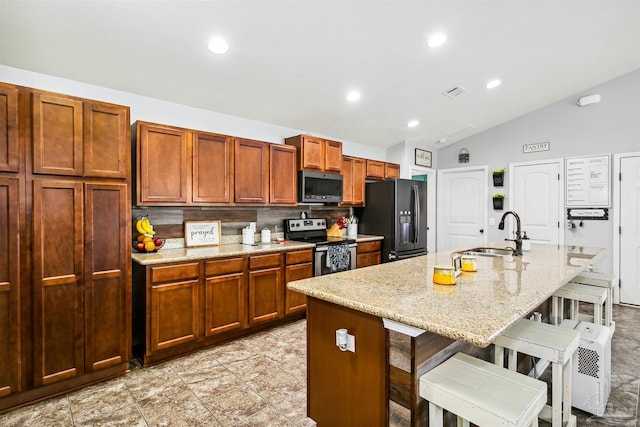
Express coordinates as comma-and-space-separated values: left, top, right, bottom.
269, 144, 297, 205
32, 92, 128, 178
193, 131, 233, 204
366, 159, 385, 180
137, 122, 189, 205
32, 93, 83, 176
83, 102, 129, 178
285, 134, 342, 172
0, 83, 19, 172
385, 162, 400, 179
341, 156, 365, 207
323, 139, 343, 173
234, 138, 269, 204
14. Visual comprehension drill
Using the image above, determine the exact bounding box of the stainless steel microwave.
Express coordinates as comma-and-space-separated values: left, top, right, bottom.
298, 170, 343, 203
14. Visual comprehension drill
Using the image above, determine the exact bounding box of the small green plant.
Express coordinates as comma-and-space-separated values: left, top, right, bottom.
493, 193, 505, 198
492, 169, 505, 175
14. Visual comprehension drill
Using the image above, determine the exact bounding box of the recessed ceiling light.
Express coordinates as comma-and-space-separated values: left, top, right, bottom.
408, 120, 419, 128
208, 36, 229, 54
486, 79, 501, 89
346, 90, 361, 102
436, 138, 447, 144
427, 32, 447, 48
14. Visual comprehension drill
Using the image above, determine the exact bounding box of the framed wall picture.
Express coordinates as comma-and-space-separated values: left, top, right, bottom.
184, 220, 221, 247
415, 148, 432, 168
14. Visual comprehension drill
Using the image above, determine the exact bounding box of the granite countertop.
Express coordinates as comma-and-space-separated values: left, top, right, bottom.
287, 243, 604, 347
132, 234, 383, 265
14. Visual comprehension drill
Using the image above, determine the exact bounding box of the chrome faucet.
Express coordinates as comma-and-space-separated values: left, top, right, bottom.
498, 211, 522, 256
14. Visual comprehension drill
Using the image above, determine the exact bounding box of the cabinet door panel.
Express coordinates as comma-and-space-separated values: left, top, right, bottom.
0, 84, 19, 172
193, 132, 233, 204
366, 160, 385, 179
352, 158, 366, 206
248, 268, 282, 324
235, 138, 269, 204
285, 263, 312, 314
83, 103, 129, 178
138, 123, 189, 204
84, 184, 130, 371
205, 272, 246, 335
269, 144, 296, 204
341, 157, 353, 205
32, 180, 84, 385
150, 280, 200, 351
32, 94, 83, 176
324, 140, 343, 173
0, 178, 20, 396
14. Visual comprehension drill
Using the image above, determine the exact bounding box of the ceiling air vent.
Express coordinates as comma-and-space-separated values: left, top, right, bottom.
442, 86, 468, 99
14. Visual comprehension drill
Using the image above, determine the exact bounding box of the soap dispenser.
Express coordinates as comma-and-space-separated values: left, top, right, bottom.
522, 231, 530, 251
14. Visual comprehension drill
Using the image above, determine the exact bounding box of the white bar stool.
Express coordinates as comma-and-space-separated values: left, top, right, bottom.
569, 271, 615, 330
551, 281, 608, 326
419, 352, 546, 427
494, 319, 580, 427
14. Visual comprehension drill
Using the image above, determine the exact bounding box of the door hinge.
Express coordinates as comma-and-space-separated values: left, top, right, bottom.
619, 226, 622, 234
557, 173, 560, 180
619, 172, 622, 181
557, 221, 560, 228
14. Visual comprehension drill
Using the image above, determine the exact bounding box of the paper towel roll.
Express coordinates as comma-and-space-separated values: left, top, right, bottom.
261, 228, 271, 243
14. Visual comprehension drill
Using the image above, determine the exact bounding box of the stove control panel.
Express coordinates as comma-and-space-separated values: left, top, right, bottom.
286, 218, 327, 231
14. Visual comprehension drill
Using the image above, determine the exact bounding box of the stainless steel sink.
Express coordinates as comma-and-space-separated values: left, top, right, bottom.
461, 247, 514, 257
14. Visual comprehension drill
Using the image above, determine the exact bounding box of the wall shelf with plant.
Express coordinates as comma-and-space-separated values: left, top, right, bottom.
492, 169, 505, 186
492, 193, 505, 210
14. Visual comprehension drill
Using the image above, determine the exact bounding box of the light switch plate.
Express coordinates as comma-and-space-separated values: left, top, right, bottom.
489, 217, 495, 226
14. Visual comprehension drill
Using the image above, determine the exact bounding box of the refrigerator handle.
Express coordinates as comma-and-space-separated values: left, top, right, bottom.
413, 184, 420, 243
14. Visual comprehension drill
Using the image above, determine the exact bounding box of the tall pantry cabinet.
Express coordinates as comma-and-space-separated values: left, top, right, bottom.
0, 82, 131, 412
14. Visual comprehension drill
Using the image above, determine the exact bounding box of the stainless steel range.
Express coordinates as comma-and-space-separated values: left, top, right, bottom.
284, 218, 356, 276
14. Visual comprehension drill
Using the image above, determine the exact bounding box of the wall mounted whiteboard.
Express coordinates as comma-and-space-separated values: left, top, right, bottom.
565, 154, 611, 207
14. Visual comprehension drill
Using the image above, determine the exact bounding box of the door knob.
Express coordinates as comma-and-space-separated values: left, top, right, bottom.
479, 229, 484, 234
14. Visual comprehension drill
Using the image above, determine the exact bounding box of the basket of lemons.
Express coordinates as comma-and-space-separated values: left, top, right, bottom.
133, 216, 164, 252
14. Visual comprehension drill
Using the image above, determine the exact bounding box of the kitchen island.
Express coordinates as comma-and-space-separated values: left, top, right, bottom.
287, 243, 604, 426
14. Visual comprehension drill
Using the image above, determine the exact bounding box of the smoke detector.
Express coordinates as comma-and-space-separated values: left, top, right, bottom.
442, 86, 468, 99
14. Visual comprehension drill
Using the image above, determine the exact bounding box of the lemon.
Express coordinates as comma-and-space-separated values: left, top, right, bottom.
144, 241, 156, 251
143, 236, 153, 243
137, 235, 146, 242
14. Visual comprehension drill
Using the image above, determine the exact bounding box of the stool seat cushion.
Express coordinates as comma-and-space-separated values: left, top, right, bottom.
420, 353, 546, 426
495, 319, 580, 364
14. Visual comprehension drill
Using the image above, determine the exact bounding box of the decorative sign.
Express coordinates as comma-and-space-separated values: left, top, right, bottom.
415, 148, 432, 167
565, 154, 610, 207
184, 220, 221, 247
523, 142, 550, 153
567, 208, 609, 220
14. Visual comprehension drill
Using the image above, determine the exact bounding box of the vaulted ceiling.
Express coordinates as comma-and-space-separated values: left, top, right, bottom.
1, 1, 639, 148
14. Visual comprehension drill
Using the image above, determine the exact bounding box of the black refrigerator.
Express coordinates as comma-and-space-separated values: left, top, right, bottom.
356, 179, 427, 262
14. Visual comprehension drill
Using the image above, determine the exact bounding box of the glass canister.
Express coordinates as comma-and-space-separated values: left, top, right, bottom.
461, 255, 477, 272
433, 265, 456, 285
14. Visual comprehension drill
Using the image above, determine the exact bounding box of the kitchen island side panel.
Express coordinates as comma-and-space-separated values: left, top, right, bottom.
307, 298, 387, 427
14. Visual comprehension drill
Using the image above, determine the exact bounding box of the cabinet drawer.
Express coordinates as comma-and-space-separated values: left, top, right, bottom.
357, 241, 381, 254
150, 262, 200, 283
250, 253, 282, 270
286, 249, 313, 265
205, 257, 246, 276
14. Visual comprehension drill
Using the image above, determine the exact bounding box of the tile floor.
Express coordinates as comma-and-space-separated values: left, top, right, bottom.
1, 304, 638, 426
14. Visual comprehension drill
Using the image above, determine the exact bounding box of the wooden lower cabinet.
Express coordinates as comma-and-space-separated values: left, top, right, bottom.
357, 240, 382, 268
133, 249, 307, 366
248, 253, 283, 324
149, 263, 200, 352
285, 249, 313, 314
0, 177, 20, 397
204, 257, 247, 335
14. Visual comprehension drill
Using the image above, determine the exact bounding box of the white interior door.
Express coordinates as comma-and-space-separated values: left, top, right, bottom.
619, 155, 640, 305
437, 166, 487, 252
510, 160, 563, 244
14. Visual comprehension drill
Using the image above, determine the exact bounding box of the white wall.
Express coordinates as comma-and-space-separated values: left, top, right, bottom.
437, 69, 640, 273
0, 65, 386, 160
